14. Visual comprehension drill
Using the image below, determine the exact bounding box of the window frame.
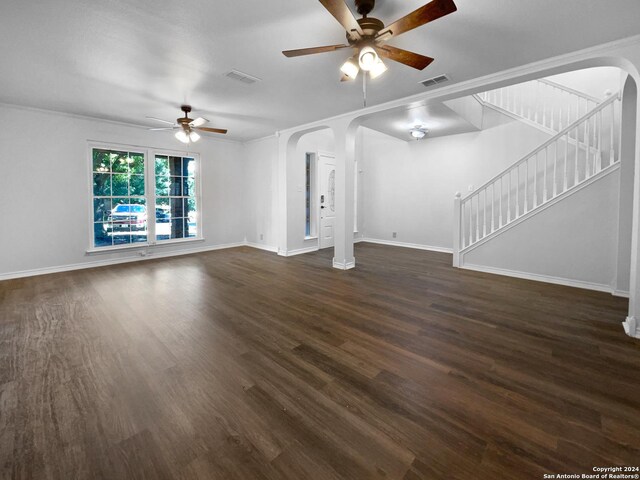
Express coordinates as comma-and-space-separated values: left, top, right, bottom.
87, 142, 203, 253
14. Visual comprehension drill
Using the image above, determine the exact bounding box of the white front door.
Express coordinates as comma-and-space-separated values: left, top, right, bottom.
318, 154, 336, 249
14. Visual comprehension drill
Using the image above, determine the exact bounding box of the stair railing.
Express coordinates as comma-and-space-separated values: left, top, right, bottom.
454, 91, 620, 260
477, 79, 602, 133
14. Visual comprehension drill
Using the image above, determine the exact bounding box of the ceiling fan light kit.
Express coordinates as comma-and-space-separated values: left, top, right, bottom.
369, 58, 388, 79
358, 46, 378, 71
340, 57, 360, 79
147, 105, 228, 144
282, 0, 457, 85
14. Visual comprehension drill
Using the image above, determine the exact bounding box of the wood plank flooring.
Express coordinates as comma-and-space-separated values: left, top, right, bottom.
1, 243, 639, 479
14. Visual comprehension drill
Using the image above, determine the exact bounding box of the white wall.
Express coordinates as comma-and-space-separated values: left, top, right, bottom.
361, 110, 551, 249
547, 67, 625, 100
243, 136, 278, 251
0, 105, 245, 278
463, 170, 621, 290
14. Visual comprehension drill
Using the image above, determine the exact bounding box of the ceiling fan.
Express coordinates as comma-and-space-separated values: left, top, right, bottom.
146, 105, 228, 144
282, 0, 457, 80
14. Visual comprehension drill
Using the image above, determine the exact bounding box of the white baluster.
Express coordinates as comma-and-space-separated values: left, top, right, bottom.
543, 148, 548, 202
534, 82, 539, 123
584, 108, 589, 175
507, 172, 511, 223
518, 84, 523, 117
533, 152, 538, 208
491, 183, 495, 233
576, 97, 580, 128
483, 189, 487, 237
499, 177, 503, 228
563, 133, 569, 191
516, 166, 520, 218
585, 116, 591, 177
610, 101, 616, 164
525, 159, 529, 213
553, 142, 558, 197
561, 89, 565, 127
575, 126, 580, 184
468, 200, 472, 246
475, 195, 479, 241
459, 200, 464, 249
597, 110, 603, 171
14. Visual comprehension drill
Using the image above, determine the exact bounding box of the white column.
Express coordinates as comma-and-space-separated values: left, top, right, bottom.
331, 120, 357, 270
276, 130, 290, 256
624, 78, 640, 339
616, 77, 636, 298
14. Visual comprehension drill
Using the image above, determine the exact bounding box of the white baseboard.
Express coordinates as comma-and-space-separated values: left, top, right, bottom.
281, 246, 319, 257
333, 259, 356, 270
613, 289, 630, 298
361, 238, 453, 254
245, 242, 278, 253
623, 316, 640, 338
461, 262, 614, 294
0, 242, 247, 281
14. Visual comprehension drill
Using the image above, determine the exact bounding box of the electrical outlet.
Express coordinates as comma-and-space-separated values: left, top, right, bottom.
260, 233, 264, 240
392, 232, 397, 238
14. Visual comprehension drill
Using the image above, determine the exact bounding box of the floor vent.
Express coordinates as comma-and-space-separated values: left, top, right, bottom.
225, 70, 262, 84
420, 74, 450, 88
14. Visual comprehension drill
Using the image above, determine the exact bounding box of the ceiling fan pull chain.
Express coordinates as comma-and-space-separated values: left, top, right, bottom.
363, 72, 367, 108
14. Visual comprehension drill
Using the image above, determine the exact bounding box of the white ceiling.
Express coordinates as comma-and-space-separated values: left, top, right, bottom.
1, 0, 639, 141
360, 101, 480, 141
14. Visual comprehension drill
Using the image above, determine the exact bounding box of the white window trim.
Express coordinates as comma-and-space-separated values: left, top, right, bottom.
87, 141, 204, 254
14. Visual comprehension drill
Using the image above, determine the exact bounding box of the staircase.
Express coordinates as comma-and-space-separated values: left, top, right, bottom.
476, 79, 602, 135
453, 80, 622, 266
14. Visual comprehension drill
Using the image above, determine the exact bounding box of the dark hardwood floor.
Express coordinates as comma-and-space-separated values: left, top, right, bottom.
1, 243, 639, 479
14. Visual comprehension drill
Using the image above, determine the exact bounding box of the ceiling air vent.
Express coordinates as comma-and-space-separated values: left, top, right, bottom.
420, 74, 449, 88
224, 70, 262, 85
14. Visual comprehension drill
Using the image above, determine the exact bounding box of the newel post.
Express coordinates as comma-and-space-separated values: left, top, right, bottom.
453, 192, 462, 268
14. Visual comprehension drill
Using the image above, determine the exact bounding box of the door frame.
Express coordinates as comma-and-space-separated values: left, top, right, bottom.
317, 150, 336, 250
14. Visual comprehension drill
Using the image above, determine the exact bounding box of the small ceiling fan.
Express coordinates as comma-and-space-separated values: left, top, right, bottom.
282, 0, 456, 80
146, 105, 228, 143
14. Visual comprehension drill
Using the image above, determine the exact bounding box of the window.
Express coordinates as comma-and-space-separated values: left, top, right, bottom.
305, 153, 318, 238
90, 146, 200, 250
92, 149, 147, 248
154, 155, 198, 241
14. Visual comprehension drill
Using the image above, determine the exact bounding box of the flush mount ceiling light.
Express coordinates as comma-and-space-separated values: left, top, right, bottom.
410, 125, 428, 140
146, 105, 228, 143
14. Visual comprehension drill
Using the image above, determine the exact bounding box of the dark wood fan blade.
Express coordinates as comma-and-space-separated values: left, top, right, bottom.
196, 127, 228, 134
377, 45, 434, 70
377, 0, 456, 40
283, 44, 350, 57
318, 0, 363, 36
